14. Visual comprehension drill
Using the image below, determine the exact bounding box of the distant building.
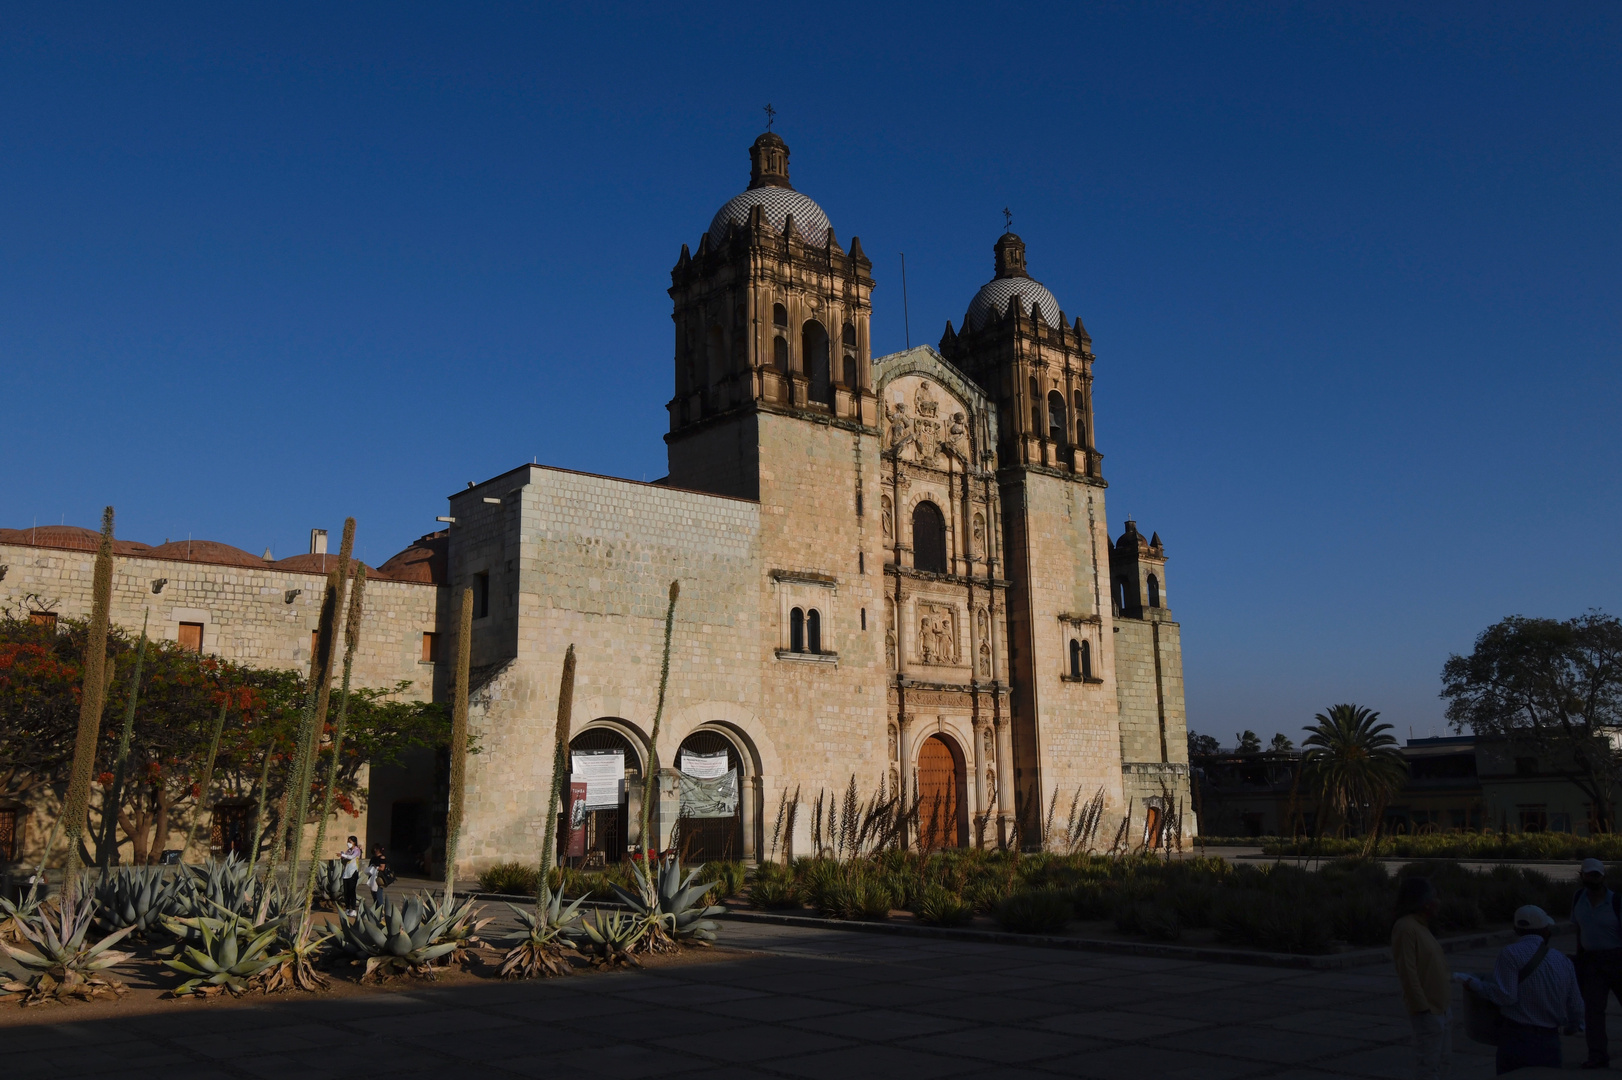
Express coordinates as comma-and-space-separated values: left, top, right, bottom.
1194, 734, 1605, 837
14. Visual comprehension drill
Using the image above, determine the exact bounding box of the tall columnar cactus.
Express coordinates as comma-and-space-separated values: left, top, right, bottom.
539, 645, 576, 907
639, 581, 680, 857
61, 507, 116, 899
98, 610, 149, 872
444, 586, 474, 902
179, 700, 230, 861
261, 518, 353, 918
300, 565, 368, 939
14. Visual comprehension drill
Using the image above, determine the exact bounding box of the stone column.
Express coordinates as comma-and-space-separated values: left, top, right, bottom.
972, 721, 988, 846
897, 711, 913, 846
654, 767, 682, 853
995, 718, 1015, 845
741, 773, 759, 861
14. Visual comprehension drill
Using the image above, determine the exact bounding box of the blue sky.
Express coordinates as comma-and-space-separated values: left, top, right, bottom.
2, 3, 1617, 743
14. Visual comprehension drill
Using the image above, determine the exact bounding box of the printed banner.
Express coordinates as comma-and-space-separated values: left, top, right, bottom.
571, 750, 624, 810
566, 780, 588, 858
679, 749, 729, 779
679, 768, 738, 819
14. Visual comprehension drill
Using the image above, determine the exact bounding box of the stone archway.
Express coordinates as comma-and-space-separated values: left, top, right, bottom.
567, 723, 644, 865
674, 728, 746, 861
916, 733, 968, 850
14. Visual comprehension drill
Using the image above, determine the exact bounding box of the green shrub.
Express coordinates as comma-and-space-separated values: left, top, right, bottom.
1070, 881, 1114, 920
1330, 891, 1392, 946
746, 878, 797, 909
995, 889, 1072, 934
916, 885, 975, 927
699, 860, 747, 901
1436, 896, 1484, 933
479, 861, 539, 895
968, 879, 1011, 914
1167, 884, 1216, 929
1116, 901, 1181, 941
1213, 892, 1333, 954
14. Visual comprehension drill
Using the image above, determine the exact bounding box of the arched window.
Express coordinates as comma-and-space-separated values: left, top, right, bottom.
806, 609, 822, 653
789, 607, 805, 652
1048, 391, 1067, 444
706, 326, 726, 385
1147, 574, 1160, 608
1028, 377, 1041, 433
773, 303, 788, 327
1073, 390, 1087, 447
803, 320, 832, 405
912, 501, 948, 574
1070, 639, 1082, 679
773, 335, 788, 372
842, 357, 857, 388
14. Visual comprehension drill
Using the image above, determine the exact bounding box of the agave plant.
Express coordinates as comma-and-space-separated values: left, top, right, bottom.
184, 854, 261, 918
310, 859, 345, 908
163, 920, 284, 997
0, 891, 45, 945
498, 890, 586, 979
424, 893, 492, 967
334, 893, 459, 981
579, 908, 644, 969
0, 898, 135, 1005
612, 855, 725, 951
94, 865, 184, 936
256, 920, 332, 993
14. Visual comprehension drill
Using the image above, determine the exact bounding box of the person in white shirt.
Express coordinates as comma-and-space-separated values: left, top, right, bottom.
1572, 857, 1622, 1069
1458, 905, 1584, 1074
337, 836, 362, 916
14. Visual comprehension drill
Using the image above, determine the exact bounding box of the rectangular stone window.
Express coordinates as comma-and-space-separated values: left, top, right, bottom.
28, 611, 57, 631
474, 572, 490, 619
421, 632, 439, 663
178, 622, 204, 652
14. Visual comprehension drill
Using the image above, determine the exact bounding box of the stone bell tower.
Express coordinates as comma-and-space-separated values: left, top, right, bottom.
666, 131, 878, 499
940, 232, 1124, 840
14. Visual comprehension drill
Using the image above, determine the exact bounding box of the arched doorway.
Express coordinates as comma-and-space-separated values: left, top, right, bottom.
674, 729, 744, 861
916, 734, 967, 850
567, 726, 643, 865
802, 320, 832, 406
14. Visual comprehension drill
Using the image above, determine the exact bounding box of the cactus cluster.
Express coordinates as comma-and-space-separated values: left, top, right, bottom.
94, 866, 185, 936
163, 920, 284, 997
0, 898, 135, 1005
497, 889, 586, 979
614, 855, 726, 951
580, 908, 645, 969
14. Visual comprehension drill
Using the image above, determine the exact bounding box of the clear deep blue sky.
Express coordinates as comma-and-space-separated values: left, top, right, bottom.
3, 4, 1618, 744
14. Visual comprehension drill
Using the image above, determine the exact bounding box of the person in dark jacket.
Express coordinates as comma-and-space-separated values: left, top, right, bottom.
1573, 858, 1622, 1069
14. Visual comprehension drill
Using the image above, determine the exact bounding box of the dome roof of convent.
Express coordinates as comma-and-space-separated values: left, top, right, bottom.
0, 525, 152, 556
377, 531, 448, 585
964, 232, 1067, 332
144, 540, 269, 568
706, 132, 832, 247
273, 553, 378, 577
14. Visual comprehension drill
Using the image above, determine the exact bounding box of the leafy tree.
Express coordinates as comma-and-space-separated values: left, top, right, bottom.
1302, 704, 1408, 842
1269, 732, 1295, 753
0, 614, 449, 864
1442, 611, 1622, 832
1187, 732, 1221, 757
1235, 730, 1262, 755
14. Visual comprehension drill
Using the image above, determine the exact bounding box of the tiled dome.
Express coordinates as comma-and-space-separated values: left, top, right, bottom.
144, 540, 269, 568
708, 187, 832, 247
965, 276, 1064, 331
377, 531, 448, 585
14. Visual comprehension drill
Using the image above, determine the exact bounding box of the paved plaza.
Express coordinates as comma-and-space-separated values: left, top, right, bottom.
6, 919, 1616, 1079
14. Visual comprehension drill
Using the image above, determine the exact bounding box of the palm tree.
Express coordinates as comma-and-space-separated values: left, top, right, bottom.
1301, 704, 1408, 852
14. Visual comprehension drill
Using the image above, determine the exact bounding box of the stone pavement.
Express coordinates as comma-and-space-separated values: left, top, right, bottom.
7, 919, 1620, 1079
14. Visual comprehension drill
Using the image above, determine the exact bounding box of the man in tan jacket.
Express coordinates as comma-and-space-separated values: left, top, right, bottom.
1393, 876, 1452, 1079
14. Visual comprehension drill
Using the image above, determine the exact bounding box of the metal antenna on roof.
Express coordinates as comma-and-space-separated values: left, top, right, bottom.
763, 103, 776, 131
1003, 207, 1013, 232
900, 252, 911, 349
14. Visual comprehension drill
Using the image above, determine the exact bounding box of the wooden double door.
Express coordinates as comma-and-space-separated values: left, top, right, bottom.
916, 734, 968, 849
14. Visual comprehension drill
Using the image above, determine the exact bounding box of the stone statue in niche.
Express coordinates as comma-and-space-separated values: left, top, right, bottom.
983, 727, 994, 757
976, 606, 989, 641
889, 767, 900, 797
885, 628, 897, 670
887, 724, 898, 760
979, 640, 991, 677
881, 495, 893, 539
917, 605, 956, 665
885, 402, 912, 451
972, 514, 985, 552
912, 383, 942, 463
947, 411, 969, 458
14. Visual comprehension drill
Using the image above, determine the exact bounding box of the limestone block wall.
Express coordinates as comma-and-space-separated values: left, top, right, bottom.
753, 411, 890, 838
1002, 473, 1127, 833
1115, 612, 1193, 836
452, 465, 764, 873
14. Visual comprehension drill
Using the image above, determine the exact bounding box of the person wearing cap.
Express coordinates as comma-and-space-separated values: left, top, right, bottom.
1392, 877, 1454, 1079
1457, 905, 1584, 1074
1572, 858, 1622, 1068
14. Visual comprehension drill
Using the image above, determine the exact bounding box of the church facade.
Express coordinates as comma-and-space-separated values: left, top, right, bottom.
0, 131, 1189, 872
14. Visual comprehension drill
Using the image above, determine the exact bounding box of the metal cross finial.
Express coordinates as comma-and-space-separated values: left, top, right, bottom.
1003, 207, 1013, 232
764, 103, 776, 131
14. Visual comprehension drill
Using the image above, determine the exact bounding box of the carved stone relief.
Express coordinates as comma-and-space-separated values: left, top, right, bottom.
916, 604, 957, 665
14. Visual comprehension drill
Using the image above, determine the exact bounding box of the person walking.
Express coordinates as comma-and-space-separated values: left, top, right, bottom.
1393, 876, 1453, 1079
338, 835, 363, 917
1572, 857, 1622, 1068
1458, 905, 1584, 1074
366, 844, 388, 908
